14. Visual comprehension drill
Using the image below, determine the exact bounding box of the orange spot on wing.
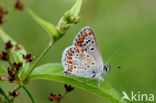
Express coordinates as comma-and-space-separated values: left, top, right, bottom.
85, 33, 88, 36
80, 49, 84, 52
78, 38, 83, 43
81, 35, 85, 39
68, 61, 72, 64
77, 43, 81, 47
68, 66, 73, 72
88, 32, 92, 35
68, 53, 72, 56
75, 49, 79, 53
71, 50, 74, 53
68, 57, 72, 59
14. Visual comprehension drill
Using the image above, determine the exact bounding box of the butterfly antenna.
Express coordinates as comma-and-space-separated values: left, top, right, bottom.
111, 65, 121, 69
105, 52, 117, 65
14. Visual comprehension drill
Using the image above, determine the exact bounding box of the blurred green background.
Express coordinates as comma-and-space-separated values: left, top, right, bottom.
0, 0, 156, 103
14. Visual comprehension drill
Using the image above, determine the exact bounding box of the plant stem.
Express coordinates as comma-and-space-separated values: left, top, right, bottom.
25, 41, 53, 80
8, 50, 17, 74
22, 86, 35, 103
61, 92, 67, 102
0, 88, 12, 103
0, 80, 18, 83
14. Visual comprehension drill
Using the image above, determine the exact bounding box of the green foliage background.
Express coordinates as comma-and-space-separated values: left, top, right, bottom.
0, 0, 156, 103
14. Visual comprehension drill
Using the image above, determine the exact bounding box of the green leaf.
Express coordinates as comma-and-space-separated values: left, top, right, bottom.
0, 28, 29, 79
27, 8, 58, 42
26, 63, 126, 103
69, 0, 82, 16
0, 88, 12, 103
0, 65, 7, 74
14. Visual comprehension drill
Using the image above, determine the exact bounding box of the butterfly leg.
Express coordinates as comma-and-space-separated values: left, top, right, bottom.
97, 77, 104, 87
84, 78, 91, 84
84, 72, 96, 84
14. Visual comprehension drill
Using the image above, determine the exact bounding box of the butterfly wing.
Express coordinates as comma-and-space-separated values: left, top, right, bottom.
62, 27, 106, 80
62, 46, 98, 78
73, 27, 103, 64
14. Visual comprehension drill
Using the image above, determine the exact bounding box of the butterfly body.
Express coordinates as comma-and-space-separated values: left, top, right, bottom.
62, 27, 110, 81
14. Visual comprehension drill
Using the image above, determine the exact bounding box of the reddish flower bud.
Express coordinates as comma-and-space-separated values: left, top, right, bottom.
9, 90, 19, 97
7, 67, 13, 75
48, 93, 63, 102
64, 84, 74, 92
0, 16, 4, 24
5, 41, 13, 50
23, 54, 35, 62
14, 44, 21, 51
8, 74, 16, 81
13, 62, 22, 72
0, 6, 8, 24
0, 76, 4, 81
15, 0, 24, 10
0, 6, 8, 16
7, 67, 17, 81
0, 51, 9, 61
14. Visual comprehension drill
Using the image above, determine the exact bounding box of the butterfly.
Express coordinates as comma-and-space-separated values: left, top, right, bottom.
62, 27, 111, 85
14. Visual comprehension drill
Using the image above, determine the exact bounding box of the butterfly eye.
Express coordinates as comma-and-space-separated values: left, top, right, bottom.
92, 41, 94, 44
104, 66, 110, 72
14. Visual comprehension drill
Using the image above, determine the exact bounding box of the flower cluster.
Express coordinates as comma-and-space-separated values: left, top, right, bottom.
0, 51, 9, 61
0, 40, 36, 102
23, 54, 35, 62
64, 84, 74, 92
0, 41, 35, 82
15, 0, 24, 10
48, 84, 74, 102
13, 62, 23, 72
0, 41, 13, 61
7, 67, 17, 81
9, 90, 20, 97
48, 93, 62, 102
0, 0, 24, 24
5, 41, 13, 50
0, 6, 8, 24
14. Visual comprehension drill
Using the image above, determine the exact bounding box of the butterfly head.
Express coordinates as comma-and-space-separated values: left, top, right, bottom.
103, 65, 121, 73
104, 65, 111, 72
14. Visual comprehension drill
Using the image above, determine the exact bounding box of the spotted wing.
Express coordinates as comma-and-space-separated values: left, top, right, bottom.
62, 46, 98, 78
73, 27, 103, 64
